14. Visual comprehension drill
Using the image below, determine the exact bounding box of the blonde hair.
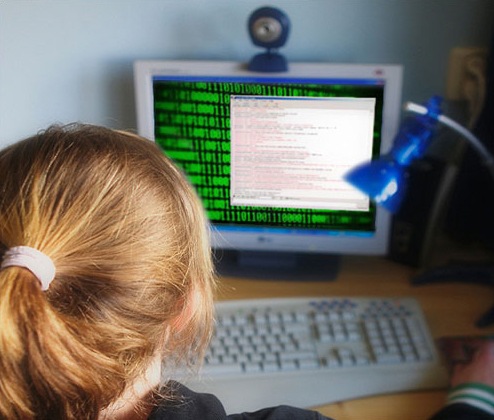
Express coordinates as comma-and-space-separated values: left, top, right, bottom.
0, 124, 216, 419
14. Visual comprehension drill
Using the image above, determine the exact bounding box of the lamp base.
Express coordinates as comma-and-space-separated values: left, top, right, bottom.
412, 261, 494, 327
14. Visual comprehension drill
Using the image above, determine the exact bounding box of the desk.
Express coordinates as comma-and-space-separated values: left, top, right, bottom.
215, 255, 494, 420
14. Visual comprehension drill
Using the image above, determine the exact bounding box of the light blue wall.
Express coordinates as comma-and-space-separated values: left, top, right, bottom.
1, 0, 493, 145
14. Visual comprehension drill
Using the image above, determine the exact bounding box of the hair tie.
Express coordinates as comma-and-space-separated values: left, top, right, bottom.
1, 246, 56, 291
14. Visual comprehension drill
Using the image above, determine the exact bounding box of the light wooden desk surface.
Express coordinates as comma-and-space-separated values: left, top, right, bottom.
215, 255, 494, 420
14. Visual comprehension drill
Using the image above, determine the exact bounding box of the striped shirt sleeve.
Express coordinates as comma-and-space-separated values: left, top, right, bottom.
446, 383, 494, 416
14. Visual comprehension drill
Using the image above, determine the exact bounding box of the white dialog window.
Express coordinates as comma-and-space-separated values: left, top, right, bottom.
230, 96, 375, 211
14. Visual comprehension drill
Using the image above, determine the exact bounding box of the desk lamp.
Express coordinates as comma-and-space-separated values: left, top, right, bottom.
345, 95, 494, 327
345, 95, 494, 213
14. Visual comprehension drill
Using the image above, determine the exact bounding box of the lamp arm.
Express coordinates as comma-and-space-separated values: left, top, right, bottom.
405, 102, 494, 178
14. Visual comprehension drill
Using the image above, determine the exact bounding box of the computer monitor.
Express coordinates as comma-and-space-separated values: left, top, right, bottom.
133, 60, 403, 280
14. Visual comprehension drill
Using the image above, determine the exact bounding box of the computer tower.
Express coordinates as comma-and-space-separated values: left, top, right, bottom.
444, 29, 494, 250
388, 156, 459, 267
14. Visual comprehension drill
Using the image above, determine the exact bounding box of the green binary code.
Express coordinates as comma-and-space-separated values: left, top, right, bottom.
153, 79, 383, 232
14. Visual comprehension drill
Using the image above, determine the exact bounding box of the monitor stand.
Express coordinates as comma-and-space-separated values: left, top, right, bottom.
213, 249, 340, 281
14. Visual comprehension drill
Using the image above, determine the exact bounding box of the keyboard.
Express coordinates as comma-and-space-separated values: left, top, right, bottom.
179, 297, 449, 413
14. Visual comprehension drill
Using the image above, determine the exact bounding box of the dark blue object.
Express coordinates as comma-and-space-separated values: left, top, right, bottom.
345, 96, 442, 213
247, 7, 290, 72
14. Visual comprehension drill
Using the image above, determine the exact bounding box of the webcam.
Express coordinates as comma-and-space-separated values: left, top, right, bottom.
247, 6, 290, 72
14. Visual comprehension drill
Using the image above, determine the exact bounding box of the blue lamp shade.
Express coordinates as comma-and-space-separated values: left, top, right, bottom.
345, 158, 407, 213
344, 96, 443, 214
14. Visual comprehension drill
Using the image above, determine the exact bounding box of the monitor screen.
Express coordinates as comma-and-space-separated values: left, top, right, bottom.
134, 60, 403, 279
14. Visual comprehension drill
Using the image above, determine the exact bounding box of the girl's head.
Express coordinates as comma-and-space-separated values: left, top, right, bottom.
0, 124, 215, 419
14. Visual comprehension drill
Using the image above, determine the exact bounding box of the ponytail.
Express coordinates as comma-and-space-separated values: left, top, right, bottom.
0, 267, 124, 419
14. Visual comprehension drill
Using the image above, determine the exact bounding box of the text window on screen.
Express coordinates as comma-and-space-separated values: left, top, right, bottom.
230, 96, 375, 211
